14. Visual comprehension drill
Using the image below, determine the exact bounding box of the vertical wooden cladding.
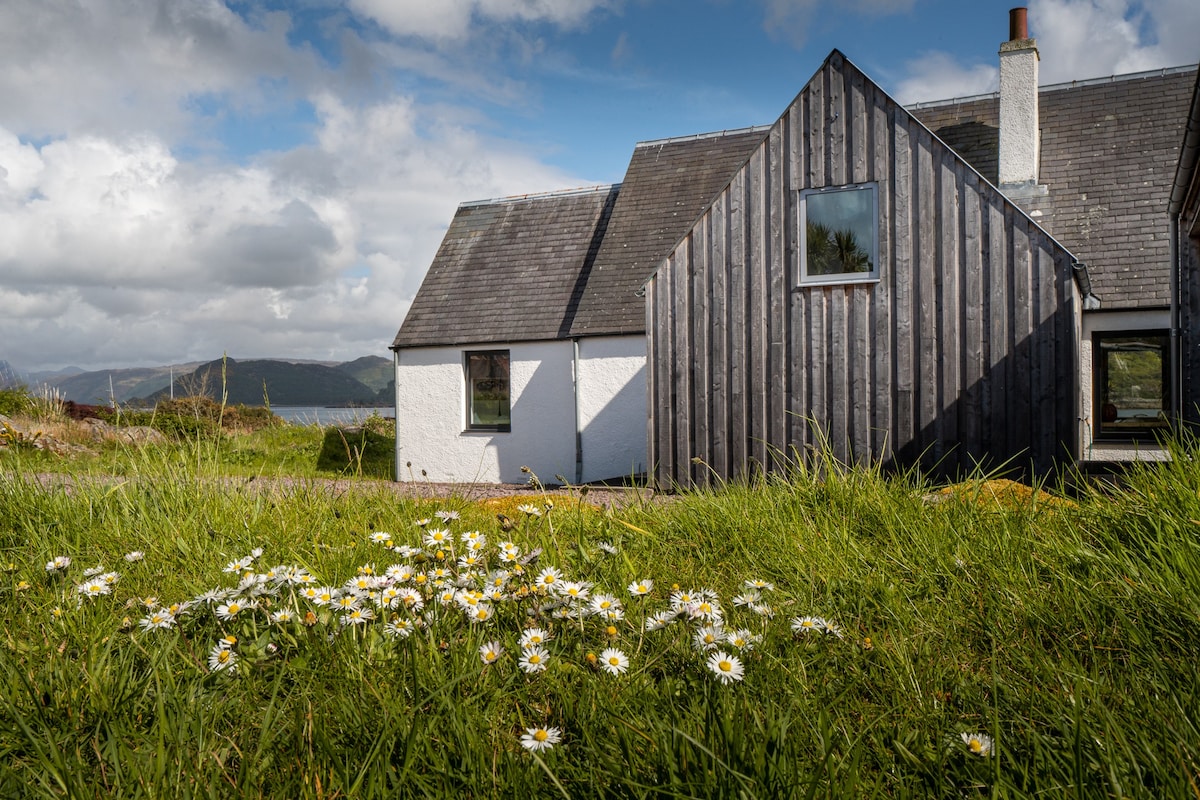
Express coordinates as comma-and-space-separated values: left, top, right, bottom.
647, 53, 1080, 488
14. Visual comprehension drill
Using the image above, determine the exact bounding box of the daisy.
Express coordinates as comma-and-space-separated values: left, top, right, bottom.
467, 605, 494, 624
731, 591, 760, 607
694, 626, 725, 651
727, 629, 759, 651
479, 641, 504, 664
384, 619, 415, 639
124, 551, 145, 563
139, 611, 175, 631
557, 581, 591, 601
271, 609, 295, 624
597, 541, 619, 554
599, 648, 629, 676
413, 518, 431, 528
687, 600, 722, 623
397, 587, 424, 611
519, 627, 552, 649
744, 578, 775, 592
83, 565, 105, 578
223, 558, 251, 574
369, 531, 392, 545
749, 602, 775, 618
386, 564, 415, 582
645, 610, 679, 631
822, 621, 844, 639
424, 528, 452, 548
45, 556, 71, 573
706, 651, 745, 684
208, 643, 238, 673
516, 504, 542, 517
434, 510, 460, 522
518, 646, 550, 673
520, 726, 561, 752
334, 594, 361, 612
960, 732, 994, 757
310, 587, 338, 607
340, 607, 375, 625
76, 579, 111, 598
393, 544, 421, 558
627, 579, 653, 597
215, 600, 246, 620
590, 594, 622, 615
378, 587, 402, 609
535, 566, 562, 590
791, 616, 826, 635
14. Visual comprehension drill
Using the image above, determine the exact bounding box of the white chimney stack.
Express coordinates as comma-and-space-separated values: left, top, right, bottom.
998, 7, 1041, 189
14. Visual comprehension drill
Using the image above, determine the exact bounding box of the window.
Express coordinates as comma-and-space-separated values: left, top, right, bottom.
465, 350, 510, 431
1094, 331, 1170, 439
799, 183, 879, 284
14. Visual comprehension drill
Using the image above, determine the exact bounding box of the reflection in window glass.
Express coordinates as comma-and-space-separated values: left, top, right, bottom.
1095, 332, 1169, 438
800, 184, 878, 282
465, 351, 510, 431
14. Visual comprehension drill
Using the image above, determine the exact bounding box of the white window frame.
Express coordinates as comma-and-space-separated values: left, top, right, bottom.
798, 182, 880, 286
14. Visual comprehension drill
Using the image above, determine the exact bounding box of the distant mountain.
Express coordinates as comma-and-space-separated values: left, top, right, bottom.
38, 363, 204, 404
334, 355, 392, 392
137, 357, 380, 407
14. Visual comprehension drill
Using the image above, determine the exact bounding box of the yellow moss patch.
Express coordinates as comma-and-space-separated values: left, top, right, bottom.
934, 478, 1076, 510
477, 493, 600, 518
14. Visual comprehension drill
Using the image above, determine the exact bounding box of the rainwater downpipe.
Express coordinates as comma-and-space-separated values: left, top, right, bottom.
1170, 215, 1182, 427
572, 338, 583, 485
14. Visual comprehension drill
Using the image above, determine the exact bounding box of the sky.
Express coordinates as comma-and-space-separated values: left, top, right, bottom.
2, 0, 1198, 374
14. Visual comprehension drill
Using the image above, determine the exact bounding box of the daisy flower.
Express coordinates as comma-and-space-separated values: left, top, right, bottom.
340, 607, 375, 625
535, 566, 562, 590
435, 510, 460, 522
76, 579, 111, 598
520, 726, 561, 752
397, 587, 425, 611
468, 605, 494, 624
731, 592, 760, 607
791, 615, 826, 635
627, 579, 653, 597
310, 587, 338, 607
518, 645, 550, 673
557, 581, 591, 601
727, 629, 759, 651
599, 648, 629, 676
423, 528, 452, 548
645, 610, 679, 631
694, 626, 725, 651
139, 611, 175, 631
334, 594, 361, 612
83, 565, 105, 578
124, 551, 145, 563
215, 600, 246, 620
45, 556, 71, 573
519, 627, 552, 649
590, 594, 622, 615
386, 564, 415, 583
749, 602, 775, 618
597, 541, 619, 554
479, 641, 504, 664
744, 578, 775, 592
208, 643, 238, 673
384, 619, 415, 639
516, 504, 542, 517
369, 531, 392, 545
413, 518, 431, 528
223, 558, 252, 574
706, 651, 745, 684
960, 732, 994, 757
272, 609, 295, 624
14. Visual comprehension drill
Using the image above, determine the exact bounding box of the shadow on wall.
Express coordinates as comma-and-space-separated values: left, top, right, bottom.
661, 304, 1078, 490
578, 361, 647, 484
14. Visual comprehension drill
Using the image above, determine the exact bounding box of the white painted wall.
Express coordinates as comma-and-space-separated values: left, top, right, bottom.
394, 336, 647, 484
577, 336, 647, 482
1079, 309, 1170, 461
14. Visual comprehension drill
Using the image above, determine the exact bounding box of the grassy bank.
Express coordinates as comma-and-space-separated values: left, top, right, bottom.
1, 435, 1199, 797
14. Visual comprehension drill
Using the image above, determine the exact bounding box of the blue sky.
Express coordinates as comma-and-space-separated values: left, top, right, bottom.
1, 0, 1197, 373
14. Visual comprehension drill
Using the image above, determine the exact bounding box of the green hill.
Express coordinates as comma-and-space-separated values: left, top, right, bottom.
138, 358, 378, 406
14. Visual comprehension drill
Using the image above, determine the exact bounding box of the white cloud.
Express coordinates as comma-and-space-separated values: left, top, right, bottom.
347, 0, 611, 42
1031, 0, 1200, 82
892, 54, 998, 105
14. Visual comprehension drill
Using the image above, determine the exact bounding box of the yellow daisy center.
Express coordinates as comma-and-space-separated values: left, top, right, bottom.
534, 730, 548, 742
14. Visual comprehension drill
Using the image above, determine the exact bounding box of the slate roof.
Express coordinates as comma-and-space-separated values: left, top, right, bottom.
393, 127, 768, 348
910, 65, 1198, 310
391, 185, 618, 348
564, 127, 770, 336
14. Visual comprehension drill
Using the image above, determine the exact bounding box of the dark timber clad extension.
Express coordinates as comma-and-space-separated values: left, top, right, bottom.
646, 51, 1082, 487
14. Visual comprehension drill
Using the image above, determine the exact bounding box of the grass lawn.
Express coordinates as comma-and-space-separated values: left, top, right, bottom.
1, 403, 1199, 797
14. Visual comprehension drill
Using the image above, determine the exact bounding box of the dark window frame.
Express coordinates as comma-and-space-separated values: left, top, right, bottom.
797, 182, 881, 286
464, 350, 511, 433
1092, 329, 1171, 441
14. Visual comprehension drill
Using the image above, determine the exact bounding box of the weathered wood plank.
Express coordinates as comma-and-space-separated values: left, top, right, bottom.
892, 117, 915, 460
710, 197, 729, 479
938, 154, 960, 471
915, 129, 939, 467
960, 173, 984, 467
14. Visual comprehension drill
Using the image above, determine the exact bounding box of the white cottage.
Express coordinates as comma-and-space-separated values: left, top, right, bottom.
390, 130, 766, 483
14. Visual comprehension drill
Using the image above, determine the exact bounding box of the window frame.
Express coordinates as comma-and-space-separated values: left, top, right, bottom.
1092, 329, 1171, 441
464, 350, 511, 433
797, 182, 881, 286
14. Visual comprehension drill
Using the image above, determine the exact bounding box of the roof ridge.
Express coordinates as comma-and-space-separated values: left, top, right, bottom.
906, 63, 1198, 110
459, 183, 619, 209
634, 125, 773, 148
